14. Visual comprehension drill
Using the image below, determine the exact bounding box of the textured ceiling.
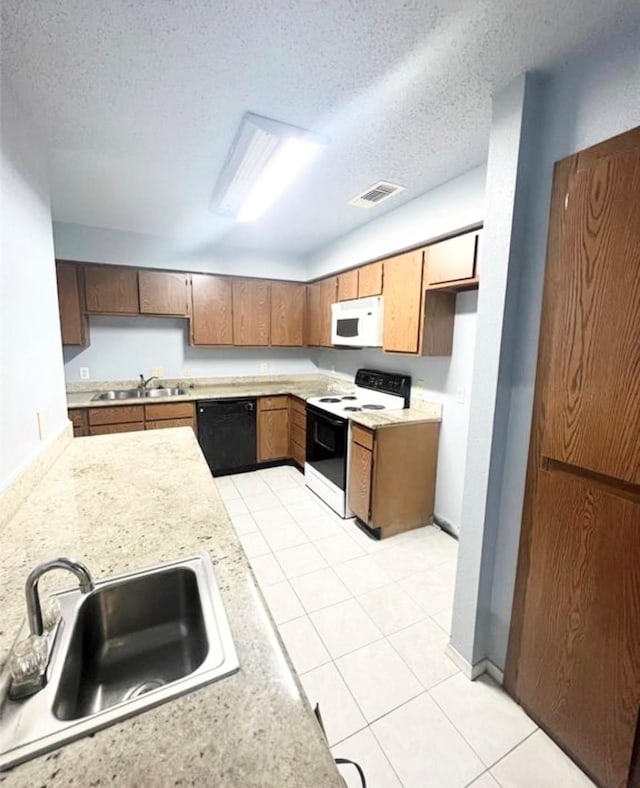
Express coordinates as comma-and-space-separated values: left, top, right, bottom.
2, 0, 639, 256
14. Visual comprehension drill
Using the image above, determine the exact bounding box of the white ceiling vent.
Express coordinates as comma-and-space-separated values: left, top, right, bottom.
348, 181, 405, 209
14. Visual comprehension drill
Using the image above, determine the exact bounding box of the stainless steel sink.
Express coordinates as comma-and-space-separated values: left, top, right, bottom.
0, 555, 238, 770
91, 387, 187, 401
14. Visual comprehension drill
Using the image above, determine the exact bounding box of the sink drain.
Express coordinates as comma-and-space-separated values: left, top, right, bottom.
124, 679, 166, 701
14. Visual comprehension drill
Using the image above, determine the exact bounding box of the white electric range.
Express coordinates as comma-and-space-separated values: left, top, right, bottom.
304, 369, 412, 518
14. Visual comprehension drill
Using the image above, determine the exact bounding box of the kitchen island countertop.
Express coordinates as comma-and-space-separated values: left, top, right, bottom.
0, 428, 343, 787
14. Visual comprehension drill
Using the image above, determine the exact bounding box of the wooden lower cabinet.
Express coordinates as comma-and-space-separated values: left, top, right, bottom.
289, 396, 306, 467
73, 401, 195, 437
257, 397, 289, 461
348, 421, 440, 538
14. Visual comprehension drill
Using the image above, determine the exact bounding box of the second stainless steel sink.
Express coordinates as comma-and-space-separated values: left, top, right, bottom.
91, 387, 187, 401
0, 554, 239, 770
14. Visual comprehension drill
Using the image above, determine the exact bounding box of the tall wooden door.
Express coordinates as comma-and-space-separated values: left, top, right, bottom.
506, 127, 640, 788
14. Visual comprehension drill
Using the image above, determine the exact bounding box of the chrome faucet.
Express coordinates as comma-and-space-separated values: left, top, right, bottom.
138, 373, 159, 392
26, 558, 94, 636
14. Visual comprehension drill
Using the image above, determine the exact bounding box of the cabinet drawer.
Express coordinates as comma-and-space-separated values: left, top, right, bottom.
259, 396, 289, 412
292, 410, 306, 430
146, 418, 194, 431
89, 422, 144, 436
291, 440, 305, 466
351, 424, 374, 450
144, 402, 194, 421
291, 423, 306, 448
88, 406, 145, 426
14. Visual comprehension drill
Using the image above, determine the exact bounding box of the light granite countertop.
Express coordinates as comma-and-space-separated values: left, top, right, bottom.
0, 429, 343, 787
66, 374, 442, 428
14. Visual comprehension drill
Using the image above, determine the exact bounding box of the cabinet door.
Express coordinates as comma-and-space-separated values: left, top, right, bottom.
257, 408, 289, 461
56, 262, 88, 346
84, 265, 139, 314
233, 279, 270, 346
348, 440, 373, 522
358, 261, 383, 297
382, 250, 424, 353
319, 276, 338, 347
306, 283, 321, 346
337, 270, 358, 301
190, 274, 233, 345
146, 418, 194, 431
139, 270, 190, 316
425, 232, 478, 286
271, 282, 305, 346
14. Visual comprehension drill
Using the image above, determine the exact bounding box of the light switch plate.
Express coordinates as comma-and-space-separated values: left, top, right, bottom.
260, 362, 268, 373
37, 411, 48, 440
151, 366, 164, 378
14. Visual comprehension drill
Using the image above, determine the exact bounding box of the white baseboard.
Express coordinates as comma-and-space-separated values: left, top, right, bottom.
445, 642, 504, 684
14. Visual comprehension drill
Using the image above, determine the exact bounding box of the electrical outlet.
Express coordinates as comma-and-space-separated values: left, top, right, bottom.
79, 367, 90, 380
260, 362, 268, 373
456, 386, 466, 404
37, 411, 48, 440
416, 378, 425, 389
182, 364, 191, 376
151, 366, 164, 378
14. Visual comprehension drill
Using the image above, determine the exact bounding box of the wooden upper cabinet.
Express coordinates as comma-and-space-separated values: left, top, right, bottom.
190, 273, 233, 345
358, 261, 383, 297
305, 282, 322, 346
337, 270, 359, 301
84, 264, 139, 314
319, 276, 338, 347
271, 282, 305, 346
382, 250, 424, 353
56, 261, 88, 346
139, 270, 190, 316
232, 279, 270, 346
425, 231, 479, 287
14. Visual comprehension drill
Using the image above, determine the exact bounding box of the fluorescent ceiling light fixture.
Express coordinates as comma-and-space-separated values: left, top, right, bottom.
210, 113, 328, 222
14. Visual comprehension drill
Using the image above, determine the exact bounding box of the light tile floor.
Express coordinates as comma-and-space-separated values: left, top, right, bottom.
220, 466, 595, 788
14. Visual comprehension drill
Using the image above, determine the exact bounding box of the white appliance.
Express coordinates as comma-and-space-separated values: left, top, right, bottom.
305, 369, 411, 518
331, 296, 383, 347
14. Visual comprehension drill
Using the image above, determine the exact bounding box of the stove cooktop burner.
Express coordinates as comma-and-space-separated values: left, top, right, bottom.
343, 406, 362, 412
341, 395, 357, 400
319, 397, 341, 403
362, 404, 385, 410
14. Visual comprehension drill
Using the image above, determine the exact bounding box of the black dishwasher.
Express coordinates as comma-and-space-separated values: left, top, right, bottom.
197, 398, 256, 475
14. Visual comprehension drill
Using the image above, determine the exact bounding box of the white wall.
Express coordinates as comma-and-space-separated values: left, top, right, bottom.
53, 222, 307, 280
307, 165, 486, 279
484, 27, 640, 670
63, 317, 316, 381
0, 79, 68, 491
308, 166, 487, 533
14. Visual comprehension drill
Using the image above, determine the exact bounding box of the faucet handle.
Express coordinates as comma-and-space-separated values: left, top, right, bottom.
9, 636, 48, 687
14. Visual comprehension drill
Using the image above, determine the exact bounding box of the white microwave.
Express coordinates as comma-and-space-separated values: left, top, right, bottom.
331, 296, 384, 347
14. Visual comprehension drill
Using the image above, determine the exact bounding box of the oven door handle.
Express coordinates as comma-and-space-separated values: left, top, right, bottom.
316, 415, 347, 428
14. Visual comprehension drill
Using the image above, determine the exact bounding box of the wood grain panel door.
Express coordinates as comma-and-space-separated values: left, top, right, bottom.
348, 440, 373, 523
319, 276, 338, 347
84, 265, 139, 314
257, 409, 289, 461
305, 283, 321, 346
424, 231, 478, 286
139, 270, 190, 316
337, 270, 358, 301
190, 274, 233, 345
232, 279, 270, 346
382, 250, 424, 353
507, 126, 640, 788
358, 261, 383, 297
271, 282, 305, 346
56, 261, 88, 346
